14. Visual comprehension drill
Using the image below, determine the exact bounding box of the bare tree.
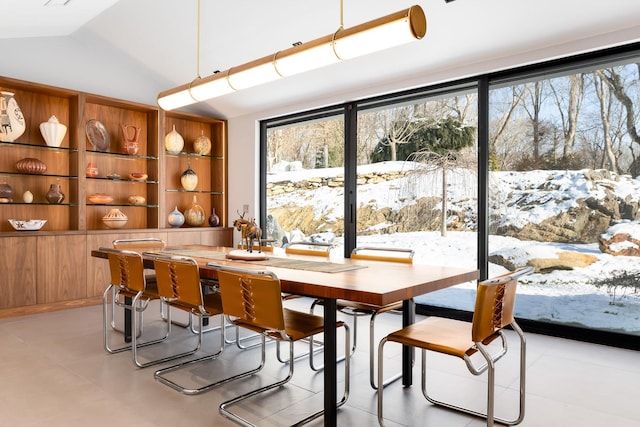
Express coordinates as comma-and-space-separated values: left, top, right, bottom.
550, 74, 584, 160
593, 71, 620, 173
599, 65, 640, 176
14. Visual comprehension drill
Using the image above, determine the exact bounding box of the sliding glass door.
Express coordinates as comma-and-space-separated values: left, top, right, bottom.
488, 57, 640, 336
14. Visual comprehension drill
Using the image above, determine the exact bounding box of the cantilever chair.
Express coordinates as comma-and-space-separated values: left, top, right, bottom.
106, 238, 167, 335
377, 266, 534, 427
311, 246, 414, 389
215, 264, 351, 427
149, 254, 226, 394
279, 240, 333, 362
101, 247, 169, 357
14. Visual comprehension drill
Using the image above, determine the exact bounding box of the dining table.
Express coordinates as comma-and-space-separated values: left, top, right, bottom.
92, 244, 479, 426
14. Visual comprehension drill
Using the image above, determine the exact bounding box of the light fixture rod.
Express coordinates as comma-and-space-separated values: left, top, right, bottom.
158, 5, 426, 111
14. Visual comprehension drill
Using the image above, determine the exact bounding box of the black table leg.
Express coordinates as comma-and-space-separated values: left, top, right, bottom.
323, 298, 337, 426
402, 298, 415, 386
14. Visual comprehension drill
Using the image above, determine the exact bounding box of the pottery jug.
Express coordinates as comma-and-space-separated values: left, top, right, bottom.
39, 115, 67, 147
184, 195, 205, 226
168, 206, 185, 227
165, 124, 184, 154
208, 208, 220, 227
46, 183, 65, 204
0, 91, 26, 142
180, 158, 198, 191
120, 124, 141, 155
0, 181, 13, 202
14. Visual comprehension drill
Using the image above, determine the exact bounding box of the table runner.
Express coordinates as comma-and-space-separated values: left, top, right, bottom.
160, 249, 366, 273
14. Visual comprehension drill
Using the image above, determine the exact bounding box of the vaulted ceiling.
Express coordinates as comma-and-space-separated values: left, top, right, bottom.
2, 0, 640, 119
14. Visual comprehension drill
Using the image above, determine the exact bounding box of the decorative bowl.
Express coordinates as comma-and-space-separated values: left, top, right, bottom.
8, 219, 47, 231
102, 208, 128, 229
88, 193, 113, 204
129, 172, 148, 181
128, 195, 146, 205
16, 157, 47, 174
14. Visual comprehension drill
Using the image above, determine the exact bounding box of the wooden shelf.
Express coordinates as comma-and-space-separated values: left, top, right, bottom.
0, 75, 232, 313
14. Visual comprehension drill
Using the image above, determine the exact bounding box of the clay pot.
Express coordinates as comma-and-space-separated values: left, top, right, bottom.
102, 208, 128, 229
46, 183, 65, 204
184, 196, 205, 226
128, 195, 146, 205
0, 181, 13, 202
16, 158, 47, 174
86, 162, 99, 177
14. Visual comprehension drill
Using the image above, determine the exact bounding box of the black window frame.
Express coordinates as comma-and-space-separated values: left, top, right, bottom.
260, 41, 640, 350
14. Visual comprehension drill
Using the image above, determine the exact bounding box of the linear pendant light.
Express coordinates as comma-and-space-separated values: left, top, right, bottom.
157, 4, 426, 111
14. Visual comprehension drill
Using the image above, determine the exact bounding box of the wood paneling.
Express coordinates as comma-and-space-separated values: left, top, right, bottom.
0, 236, 37, 308
36, 234, 86, 303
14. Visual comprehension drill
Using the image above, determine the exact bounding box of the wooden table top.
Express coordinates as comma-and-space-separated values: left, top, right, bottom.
92, 244, 479, 305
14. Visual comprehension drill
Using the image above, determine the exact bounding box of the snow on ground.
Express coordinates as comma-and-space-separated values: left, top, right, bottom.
268, 161, 640, 333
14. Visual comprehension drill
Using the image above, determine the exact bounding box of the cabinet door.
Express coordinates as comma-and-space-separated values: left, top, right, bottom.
37, 234, 86, 303
0, 236, 37, 308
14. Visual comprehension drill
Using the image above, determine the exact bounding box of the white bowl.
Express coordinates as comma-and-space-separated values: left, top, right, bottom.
9, 219, 47, 231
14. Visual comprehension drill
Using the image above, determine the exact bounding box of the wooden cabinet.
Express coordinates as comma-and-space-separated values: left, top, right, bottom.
0, 76, 233, 315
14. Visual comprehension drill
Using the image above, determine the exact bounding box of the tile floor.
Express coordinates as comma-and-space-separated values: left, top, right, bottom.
0, 298, 639, 427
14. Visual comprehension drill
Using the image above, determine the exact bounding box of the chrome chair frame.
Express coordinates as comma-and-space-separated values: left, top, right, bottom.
310, 246, 414, 388
128, 254, 219, 369
101, 247, 170, 356
377, 266, 533, 427
213, 263, 351, 427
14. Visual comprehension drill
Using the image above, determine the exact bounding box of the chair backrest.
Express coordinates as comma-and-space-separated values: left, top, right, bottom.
471, 267, 533, 343
215, 265, 286, 336
102, 247, 146, 293
113, 238, 165, 251
350, 246, 414, 264
150, 255, 204, 309
285, 241, 331, 258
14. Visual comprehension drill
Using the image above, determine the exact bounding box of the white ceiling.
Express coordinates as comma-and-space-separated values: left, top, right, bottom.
1, 0, 640, 120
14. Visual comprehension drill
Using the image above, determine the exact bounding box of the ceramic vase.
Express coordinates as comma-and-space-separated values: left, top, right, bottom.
184, 195, 205, 226
102, 208, 128, 229
168, 206, 185, 228
16, 157, 47, 174
86, 162, 99, 177
23, 190, 33, 203
180, 158, 198, 191
39, 115, 67, 147
0, 181, 13, 202
208, 208, 220, 227
0, 91, 26, 142
46, 183, 65, 204
193, 130, 212, 155
165, 124, 184, 154
120, 124, 141, 155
